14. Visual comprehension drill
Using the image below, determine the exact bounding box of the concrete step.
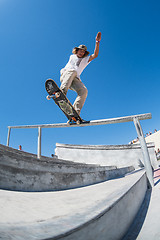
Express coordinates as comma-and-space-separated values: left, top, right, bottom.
0, 144, 134, 191
0, 143, 116, 171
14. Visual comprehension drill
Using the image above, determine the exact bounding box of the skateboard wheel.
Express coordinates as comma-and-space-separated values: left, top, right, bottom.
67, 119, 72, 124
55, 92, 60, 98
46, 95, 51, 100
76, 120, 81, 125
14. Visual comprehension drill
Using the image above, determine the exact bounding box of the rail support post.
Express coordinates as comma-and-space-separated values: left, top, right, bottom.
7, 127, 11, 147
133, 117, 154, 188
37, 127, 42, 159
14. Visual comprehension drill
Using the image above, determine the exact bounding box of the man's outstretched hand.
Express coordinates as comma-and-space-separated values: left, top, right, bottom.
89, 32, 101, 62
96, 32, 101, 42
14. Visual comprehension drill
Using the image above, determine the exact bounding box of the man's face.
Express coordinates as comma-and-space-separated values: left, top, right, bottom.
77, 49, 85, 58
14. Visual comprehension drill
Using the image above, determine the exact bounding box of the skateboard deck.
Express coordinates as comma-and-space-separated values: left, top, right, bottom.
45, 79, 84, 124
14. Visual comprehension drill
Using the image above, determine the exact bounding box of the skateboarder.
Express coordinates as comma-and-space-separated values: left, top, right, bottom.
60, 32, 101, 118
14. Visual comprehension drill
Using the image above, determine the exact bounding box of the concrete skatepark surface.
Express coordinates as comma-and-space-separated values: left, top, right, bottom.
0, 170, 147, 240
0, 142, 159, 239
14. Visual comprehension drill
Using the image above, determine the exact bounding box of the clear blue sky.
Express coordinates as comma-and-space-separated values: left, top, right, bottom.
0, 0, 160, 157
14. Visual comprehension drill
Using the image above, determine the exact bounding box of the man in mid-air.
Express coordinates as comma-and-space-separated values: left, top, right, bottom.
60, 32, 101, 122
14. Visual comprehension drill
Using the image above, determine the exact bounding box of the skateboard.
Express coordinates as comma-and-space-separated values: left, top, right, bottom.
45, 79, 86, 124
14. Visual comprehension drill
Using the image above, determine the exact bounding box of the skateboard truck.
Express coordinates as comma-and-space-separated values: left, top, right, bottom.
46, 92, 60, 100
67, 118, 81, 125
67, 118, 90, 125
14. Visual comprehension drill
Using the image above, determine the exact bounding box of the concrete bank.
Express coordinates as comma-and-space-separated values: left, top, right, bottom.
56, 142, 158, 169
0, 144, 134, 191
0, 169, 147, 240
123, 168, 160, 240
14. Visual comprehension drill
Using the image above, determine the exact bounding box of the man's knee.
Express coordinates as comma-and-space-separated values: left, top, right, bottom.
84, 87, 88, 97
80, 87, 88, 98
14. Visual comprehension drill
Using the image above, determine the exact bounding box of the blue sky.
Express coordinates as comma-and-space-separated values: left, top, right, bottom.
0, 0, 160, 157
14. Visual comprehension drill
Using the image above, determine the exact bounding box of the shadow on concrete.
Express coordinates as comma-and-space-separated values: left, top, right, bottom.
154, 179, 160, 186
122, 188, 152, 240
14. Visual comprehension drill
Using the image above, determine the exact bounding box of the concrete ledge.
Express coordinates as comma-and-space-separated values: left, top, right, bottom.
0, 144, 134, 191
56, 143, 158, 169
0, 169, 147, 240
56, 142, 155, 150
0, 164, 134, 191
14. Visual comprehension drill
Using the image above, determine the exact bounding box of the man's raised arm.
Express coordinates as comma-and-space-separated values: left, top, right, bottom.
89, 32, 101, 62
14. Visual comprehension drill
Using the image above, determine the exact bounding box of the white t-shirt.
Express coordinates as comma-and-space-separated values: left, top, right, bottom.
60, 54, 90, 79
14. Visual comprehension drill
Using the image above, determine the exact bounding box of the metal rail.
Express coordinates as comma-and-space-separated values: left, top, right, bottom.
8, 113, 151, 129
7, 113, 154, 187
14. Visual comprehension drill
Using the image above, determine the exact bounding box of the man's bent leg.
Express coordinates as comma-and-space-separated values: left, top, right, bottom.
71, 78, 88, 114
60, 70, 77, 96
